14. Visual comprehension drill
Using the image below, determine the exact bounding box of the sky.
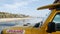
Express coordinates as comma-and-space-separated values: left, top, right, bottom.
0, 0, 54, 17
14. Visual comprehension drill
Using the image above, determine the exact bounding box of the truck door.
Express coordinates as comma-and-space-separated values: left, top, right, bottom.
47, 12, 60, 34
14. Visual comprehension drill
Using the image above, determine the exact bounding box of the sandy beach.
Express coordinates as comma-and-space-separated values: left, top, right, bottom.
0, 18, 31, 22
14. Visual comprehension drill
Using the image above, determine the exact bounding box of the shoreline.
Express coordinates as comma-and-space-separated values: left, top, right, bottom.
0, 18, 31, 22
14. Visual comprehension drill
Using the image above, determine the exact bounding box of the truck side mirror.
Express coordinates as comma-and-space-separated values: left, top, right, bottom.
46, 22, 56, 33
34, 23, 40, 28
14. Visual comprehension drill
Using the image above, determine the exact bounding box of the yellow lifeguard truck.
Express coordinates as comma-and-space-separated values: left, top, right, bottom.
1, 3, 60, 34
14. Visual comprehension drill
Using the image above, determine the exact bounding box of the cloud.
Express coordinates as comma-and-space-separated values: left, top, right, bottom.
0, 0, 39, 9
3, 2, 28, 9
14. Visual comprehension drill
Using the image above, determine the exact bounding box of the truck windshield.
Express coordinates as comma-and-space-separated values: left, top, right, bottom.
33, 11, 51, 28
0, 11, 51, 28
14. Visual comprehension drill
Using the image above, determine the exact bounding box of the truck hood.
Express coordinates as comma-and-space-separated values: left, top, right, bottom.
2, 26, 33, 34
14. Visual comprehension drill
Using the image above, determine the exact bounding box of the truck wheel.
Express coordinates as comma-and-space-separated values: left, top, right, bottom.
1, 31, 3, 34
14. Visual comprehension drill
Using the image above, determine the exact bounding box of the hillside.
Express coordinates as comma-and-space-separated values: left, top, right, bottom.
0, 12, 29, 18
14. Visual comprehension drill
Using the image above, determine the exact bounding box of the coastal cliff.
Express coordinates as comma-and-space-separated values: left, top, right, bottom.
0, 12, 29, 18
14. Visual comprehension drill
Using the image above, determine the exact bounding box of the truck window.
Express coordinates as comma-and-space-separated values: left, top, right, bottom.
53, 13, 60, 23
52, 13, 60, 31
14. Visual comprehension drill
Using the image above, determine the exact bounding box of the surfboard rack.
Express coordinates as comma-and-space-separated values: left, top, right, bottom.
37, 3, 60, 10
